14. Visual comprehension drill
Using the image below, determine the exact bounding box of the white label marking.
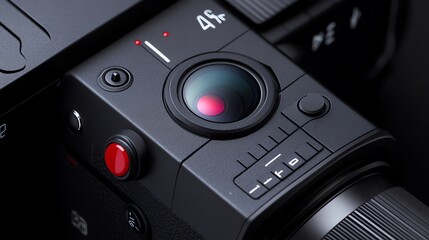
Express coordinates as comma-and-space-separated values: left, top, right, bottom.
144, 41, 171, 63
263, 178, 273, 185
288, 158, 299, 166
249, 185, 260, 194
274, 170, 284, 179
197, 9, 226, 31
265, 154, 282, 167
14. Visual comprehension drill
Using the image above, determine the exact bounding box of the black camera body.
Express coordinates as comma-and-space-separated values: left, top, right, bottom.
57, 0, 428, 239
1, 0, 428, 239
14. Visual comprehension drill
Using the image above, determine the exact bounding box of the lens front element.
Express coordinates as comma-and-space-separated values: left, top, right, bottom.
183, 64, 261, 123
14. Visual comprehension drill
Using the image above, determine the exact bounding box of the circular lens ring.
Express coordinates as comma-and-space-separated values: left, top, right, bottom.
164, 52, 279, 139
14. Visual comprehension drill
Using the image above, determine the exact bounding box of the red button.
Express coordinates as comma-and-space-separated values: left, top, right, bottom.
104, 143, 130, 177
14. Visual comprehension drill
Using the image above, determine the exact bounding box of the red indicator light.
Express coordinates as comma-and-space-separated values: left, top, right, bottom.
162, 32, 170, 37
134, 40, 142, 46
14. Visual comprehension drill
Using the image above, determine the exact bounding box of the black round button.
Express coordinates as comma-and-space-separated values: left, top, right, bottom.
110, 72, 122, 83
98, 67, 133, 91
104, 69, 128, 86
126, 205, 149, 237
298, 93, 327, 116
67, 109, 82, 133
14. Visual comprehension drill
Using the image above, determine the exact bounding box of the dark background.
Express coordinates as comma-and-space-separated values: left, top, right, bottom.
375, 0, 429, 204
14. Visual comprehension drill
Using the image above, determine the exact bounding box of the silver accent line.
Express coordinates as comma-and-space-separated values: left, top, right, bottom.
144, 41, 171, 63
72, 109, 82, 131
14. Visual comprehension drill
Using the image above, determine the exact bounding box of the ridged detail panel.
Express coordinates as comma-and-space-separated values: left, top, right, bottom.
226, 0, 292, 24
324, 187, 429, 240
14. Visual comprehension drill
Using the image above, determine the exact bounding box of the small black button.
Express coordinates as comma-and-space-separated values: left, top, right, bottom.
126, 205, 148, 236
298, 93, 327, 116
98, 67, 133, 92
104, 69, 128, 86
67, 109, 82, 133
111, 72, 122, 82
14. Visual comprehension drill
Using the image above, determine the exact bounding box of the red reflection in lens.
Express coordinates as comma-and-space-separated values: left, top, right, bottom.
197, 95, 225, 117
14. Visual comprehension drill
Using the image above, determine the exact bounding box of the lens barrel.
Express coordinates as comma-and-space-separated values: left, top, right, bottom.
289, 175, 429, 240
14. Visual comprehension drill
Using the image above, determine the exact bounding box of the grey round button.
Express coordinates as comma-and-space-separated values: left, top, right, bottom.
298, 93, 327, 116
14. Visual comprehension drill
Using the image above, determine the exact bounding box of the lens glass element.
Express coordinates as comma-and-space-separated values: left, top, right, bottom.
183, 64, 261, 123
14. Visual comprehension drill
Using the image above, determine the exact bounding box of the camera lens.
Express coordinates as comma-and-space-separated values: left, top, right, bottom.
183, 64, 261, 123
164, 52, 278, 138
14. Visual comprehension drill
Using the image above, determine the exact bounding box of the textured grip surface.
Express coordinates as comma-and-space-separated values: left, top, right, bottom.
225, 0, 295, 24
324, 187, 429, 239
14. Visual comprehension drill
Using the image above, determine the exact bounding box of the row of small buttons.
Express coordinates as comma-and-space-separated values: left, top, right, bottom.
235, 129, 324, 199
240, 142, 320, 199
237, 118, 298, 168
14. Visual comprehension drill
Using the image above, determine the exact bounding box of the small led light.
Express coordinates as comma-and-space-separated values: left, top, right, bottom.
162, 32, 170, 37
134, 40, 142, 45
